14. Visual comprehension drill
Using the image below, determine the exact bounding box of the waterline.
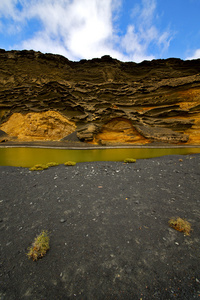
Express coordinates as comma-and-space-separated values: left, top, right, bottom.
0, 147, 200, 167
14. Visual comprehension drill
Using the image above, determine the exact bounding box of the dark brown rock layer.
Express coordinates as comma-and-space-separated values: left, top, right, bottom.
0, 49, 200, 144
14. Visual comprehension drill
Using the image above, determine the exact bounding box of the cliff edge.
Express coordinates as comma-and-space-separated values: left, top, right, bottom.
0, 49, 200, 145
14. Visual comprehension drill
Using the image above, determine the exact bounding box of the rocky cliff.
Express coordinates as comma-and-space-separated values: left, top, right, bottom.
0, 49, 200, 145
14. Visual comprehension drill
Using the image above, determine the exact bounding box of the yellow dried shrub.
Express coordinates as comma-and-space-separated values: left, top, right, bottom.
27, 231, 50, 261
46, 162, 59, 167
64, 161, 76, 166
168, 217, 192, 236
29, 164, 49, 171
124, 158, 136, 163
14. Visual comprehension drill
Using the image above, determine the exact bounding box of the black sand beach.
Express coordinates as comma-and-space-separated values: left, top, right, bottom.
0, 154, 200, 299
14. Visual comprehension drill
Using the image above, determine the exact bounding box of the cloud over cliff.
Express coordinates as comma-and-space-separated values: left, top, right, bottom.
0, 0, 172, 62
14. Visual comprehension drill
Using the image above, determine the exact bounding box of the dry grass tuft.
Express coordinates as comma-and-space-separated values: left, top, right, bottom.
64, 161, 76, 166
124, 158, 136, 163
29, 162, 60, 171
168, 217, 192, 236
29, 164, 49, 171
27, 231, 50, 261
46, 162, 59, 167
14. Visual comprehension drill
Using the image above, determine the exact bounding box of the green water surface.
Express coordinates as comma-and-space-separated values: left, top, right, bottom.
0, 147, 200, 168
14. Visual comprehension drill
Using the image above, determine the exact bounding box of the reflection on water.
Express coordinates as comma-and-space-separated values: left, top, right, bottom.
0, 147, 200, 167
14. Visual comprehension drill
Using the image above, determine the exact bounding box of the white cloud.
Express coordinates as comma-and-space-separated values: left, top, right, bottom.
0, 0, 28, 34
0, 0, 173, 62
138, 0, 156, 25
186, 49, 200, 60
0, 0, 16, 18
121, 0, 172, 62
19, 0, 123, 60
121, 25, 155, 62
158, 31, 172, 52
0, 0, 26, 21
22, 32, 72, 59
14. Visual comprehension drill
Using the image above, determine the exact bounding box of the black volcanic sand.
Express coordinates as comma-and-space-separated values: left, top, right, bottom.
0, 154, 200, 300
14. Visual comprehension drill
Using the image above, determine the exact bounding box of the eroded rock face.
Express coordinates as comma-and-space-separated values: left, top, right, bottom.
0, 111, 75, 141
0, 49, 200, 145
135, 125, 189, 143
93, 118, 150, 145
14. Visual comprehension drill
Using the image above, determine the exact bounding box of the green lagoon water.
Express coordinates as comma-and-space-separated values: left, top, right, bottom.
0, 147, 200, 168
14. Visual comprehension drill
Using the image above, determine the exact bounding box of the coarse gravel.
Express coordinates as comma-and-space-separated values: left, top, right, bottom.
0, 154, 200, 299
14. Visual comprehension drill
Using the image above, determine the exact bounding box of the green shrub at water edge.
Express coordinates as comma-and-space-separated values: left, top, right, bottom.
124, 158, 136, 163
29, 164, 49, 171
64, 161, 76, 166
46, 162, 59, 167
29, 162, 60, 171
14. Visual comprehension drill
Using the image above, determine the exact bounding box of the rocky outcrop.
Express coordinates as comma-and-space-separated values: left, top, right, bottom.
0, 129, 9, 142
135, 125, 189, 143
0, 111, 75, 141
0, 49, 200, 145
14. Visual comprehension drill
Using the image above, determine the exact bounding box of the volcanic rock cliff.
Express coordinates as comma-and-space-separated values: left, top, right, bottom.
0, 49, 200, 145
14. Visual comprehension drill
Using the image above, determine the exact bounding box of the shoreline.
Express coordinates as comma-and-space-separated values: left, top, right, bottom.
1, 141, 200, 150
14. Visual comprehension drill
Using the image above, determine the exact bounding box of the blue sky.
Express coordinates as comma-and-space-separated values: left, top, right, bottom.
0, 0, 200, 62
